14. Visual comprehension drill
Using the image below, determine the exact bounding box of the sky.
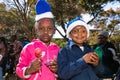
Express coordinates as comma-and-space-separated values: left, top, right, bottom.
0, 0, 3, 3
82, 1, 120, 24
104, 1, 120, 11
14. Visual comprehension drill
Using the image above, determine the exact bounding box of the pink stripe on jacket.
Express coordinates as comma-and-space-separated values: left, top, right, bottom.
16, 39, 60, 80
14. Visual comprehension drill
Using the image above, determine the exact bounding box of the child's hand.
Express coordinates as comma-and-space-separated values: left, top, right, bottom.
45, 59, 58, 73
25, 58, 42, 75
25, 48, 42, 75
83, 52, 99, 66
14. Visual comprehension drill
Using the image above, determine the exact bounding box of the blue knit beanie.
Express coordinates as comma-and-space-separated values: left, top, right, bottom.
66, 17, 89, 39
35, 0, 54, 21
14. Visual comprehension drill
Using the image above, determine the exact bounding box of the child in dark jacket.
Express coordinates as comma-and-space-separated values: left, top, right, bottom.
57, 17, 99, 80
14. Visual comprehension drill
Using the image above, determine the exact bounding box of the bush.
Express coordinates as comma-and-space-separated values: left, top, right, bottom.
109, 35, 120, 53
52, 39, 67, 48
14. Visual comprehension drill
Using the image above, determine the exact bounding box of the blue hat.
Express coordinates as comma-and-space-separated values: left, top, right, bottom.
35, 0, 54, 21
66, 17, 89, 39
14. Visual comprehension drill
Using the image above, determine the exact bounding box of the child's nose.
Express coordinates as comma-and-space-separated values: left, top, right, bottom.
44, 28, 49, 33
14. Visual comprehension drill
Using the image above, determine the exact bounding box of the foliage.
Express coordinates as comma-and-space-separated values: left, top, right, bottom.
91, 3, 120, 34
1, 0, 37, 40
48, 0, 85, 39
109, 31, 120, 53
0, 0, 120, 42
47, 0, 120, 40
88, 31, 99, 46
0, 3, 21, 38
51, 39, 67, 48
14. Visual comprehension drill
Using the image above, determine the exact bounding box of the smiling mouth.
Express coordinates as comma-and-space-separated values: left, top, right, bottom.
43, 35, 50, 38
77, 37, 84, 39
43, 36, 49, 38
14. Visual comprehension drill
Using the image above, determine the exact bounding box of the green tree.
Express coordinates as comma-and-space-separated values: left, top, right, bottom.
3, 0, 37, 40
0, 3, 20, 38
1, 0, 120, 41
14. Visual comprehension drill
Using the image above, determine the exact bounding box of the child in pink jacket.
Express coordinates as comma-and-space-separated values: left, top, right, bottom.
16, 0, 60, 80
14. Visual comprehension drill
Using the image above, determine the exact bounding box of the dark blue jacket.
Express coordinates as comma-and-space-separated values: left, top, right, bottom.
57, 43, 99, 80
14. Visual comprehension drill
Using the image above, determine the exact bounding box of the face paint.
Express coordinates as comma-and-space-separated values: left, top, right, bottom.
40, 18, 52, 26
37, 32, 52, 37
48, 34, 53, 36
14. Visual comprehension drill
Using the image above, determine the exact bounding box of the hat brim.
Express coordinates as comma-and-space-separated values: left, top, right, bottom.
66, 20, 89, 39
35, 12, 54, 21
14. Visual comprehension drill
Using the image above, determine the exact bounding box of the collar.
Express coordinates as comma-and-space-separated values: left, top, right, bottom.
32, 39, 56, 46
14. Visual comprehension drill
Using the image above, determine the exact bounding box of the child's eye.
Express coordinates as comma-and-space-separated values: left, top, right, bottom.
73, 30, 77, 33
39, 28, 43, 30
38, 27, 54, 32
71, 29, 79, 34
48, 27, 53, 30
82, 30, 86, 33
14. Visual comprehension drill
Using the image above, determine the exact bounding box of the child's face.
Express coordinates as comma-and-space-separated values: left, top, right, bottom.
70, 25, 87, 46
36, 18, 55, 44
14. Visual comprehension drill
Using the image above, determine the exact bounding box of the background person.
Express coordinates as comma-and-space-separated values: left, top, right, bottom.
93, 30, 119, 79
10, 35, 22, 74
0, 37, 8, 80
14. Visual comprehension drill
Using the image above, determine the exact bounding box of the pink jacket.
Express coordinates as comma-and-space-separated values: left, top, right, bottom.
16, 39, 60, 80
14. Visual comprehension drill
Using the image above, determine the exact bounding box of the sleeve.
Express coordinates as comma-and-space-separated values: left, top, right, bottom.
102, 42, 119, 73
15, 46, 33, 79
57, 47, 88, 79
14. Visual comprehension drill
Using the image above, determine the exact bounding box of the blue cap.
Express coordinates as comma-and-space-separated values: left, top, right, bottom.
66, 17, 89, 39
35, 0, 54, 21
